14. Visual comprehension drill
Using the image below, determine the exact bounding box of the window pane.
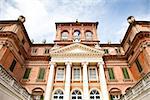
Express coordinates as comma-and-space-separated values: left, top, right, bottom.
108, 68, 115, 80
9, 60, 17, 72
86, 31, 92, 40
90, 90, 100, 100
61, 31, 68, 40
104, 49, 109, 54
135, 59, 143, 72
23, 68, 31, 79
74, 68, 80, 80
56, 68, 64, 80
122, 68, 130, 79
38, 68, 45, 80
89, 68, 96, 80
45, 49, 49, 54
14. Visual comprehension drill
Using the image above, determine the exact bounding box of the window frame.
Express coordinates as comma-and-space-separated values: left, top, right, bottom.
37, 68, 46, 80
0, 26, 3, 31
122, 67, 130, 79
32, 48, 38, 54
104, 49, 109, 54
108, 68, 115, 80
9, 59, 17, 72
90, 89, 101, 100
72, 67, 81, 81
71, 89, 82, 100
55, 67, 65, 81
61, 31, 69, 40
23, 68, 32, 79
73, 30, 81, 42
53, 89, 64, 100
115, 48, 121, 54
135, 59, 143, 73
44, 48, 50, 54
85, 31, 93, 40
88, 67, 98, 81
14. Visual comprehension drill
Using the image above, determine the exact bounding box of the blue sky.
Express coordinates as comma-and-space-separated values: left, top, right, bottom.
0, 0, 150, 43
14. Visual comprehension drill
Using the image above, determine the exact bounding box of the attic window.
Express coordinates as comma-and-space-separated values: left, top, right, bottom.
45, 48, 50, 54
104, 49, 109, 54
0, 26, 3, 31
32, 48, 37, 54
22, 38, 25, 45
115, 48, 121, 54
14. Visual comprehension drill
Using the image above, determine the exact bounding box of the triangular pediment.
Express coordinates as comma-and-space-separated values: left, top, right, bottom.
50, 43, 103, 56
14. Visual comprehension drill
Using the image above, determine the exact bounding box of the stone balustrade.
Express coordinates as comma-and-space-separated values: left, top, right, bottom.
0, 65, 31, 100
120, 72, 150, 100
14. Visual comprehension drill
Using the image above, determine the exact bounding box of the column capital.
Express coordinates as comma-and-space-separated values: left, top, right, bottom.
49, 62, 56, 66
82, 62, 88, 66
97, 61, 104, 66
65, 61, 72, 66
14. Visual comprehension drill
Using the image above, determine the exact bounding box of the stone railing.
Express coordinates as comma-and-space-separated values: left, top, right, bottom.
120, 72, 150, 100
0, 65, 31, 100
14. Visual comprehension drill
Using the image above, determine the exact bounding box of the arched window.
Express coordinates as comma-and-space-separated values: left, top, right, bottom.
85, 31, 93, 40
109, 88, 121, 100
32, 88, 44, 100
90, 89, 100, 100
73, 30, 80, 42
53, 89, 64, 100
61, 31, 69, 40
72, 90, 82, 100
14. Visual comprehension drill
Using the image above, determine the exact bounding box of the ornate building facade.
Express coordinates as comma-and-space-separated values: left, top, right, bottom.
0, 16, 150, 100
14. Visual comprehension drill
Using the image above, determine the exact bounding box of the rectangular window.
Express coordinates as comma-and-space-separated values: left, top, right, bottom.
89, 67, 97, 80
135, 59, 143, 73
108, 68, 115, 80
104, 49, 109, 54
32, 48, 37, 54
9, 60, 17, 72
122, 67, 130, 79
45, 48, 49, 54
23, 68, 31, 79
0, 27, 3, 30
73, 67, 81, 80
115, 48, 121, 54
38, 68, 45, 80
22, 38, 25, 45
56, 67, 65, 80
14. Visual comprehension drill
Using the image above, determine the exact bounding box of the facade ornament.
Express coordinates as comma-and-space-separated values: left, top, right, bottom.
18, 15, 25, 23
51, 43, 60, 50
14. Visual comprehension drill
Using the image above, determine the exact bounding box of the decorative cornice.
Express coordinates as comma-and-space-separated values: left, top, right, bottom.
27, 56, 49, 61
0, 31, 29, 59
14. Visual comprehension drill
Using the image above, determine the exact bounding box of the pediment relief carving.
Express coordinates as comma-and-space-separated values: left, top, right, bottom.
50, 43, 104, 56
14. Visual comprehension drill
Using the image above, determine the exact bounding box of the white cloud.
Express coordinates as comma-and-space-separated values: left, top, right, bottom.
0, 0, 106, 43
0, 0, 149, 43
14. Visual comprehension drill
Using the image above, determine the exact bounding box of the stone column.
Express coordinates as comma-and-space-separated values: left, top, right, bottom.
64, 62, 72, 100
44, 62, 56, 100
98, 61, 109, 100
82, 62, 89, 100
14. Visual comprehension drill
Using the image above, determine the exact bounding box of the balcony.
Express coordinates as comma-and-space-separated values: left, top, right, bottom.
120, 72, 150, 100
0, 65, 31, 100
